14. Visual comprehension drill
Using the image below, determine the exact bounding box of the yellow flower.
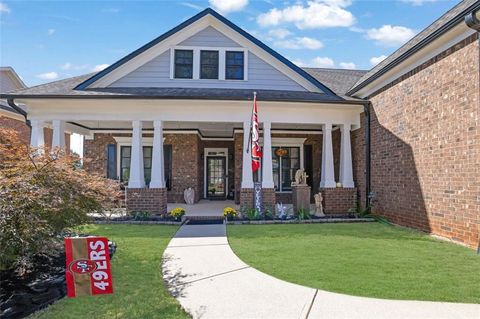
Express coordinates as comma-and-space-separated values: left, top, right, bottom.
169, 207, 185, 218
223, 207, 237, 218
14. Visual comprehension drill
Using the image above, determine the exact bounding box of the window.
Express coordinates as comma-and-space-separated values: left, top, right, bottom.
200, 50, 219, 79
225, 51, 244, 80
120, 145, 173, 190
174, 50, 193, 79
272, 147, 300, 192
107, 144, 117, 179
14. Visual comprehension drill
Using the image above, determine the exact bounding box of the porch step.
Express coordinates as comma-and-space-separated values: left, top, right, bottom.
186, 215, 225, 225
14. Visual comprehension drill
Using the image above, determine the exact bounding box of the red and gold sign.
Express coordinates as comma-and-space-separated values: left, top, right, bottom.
275, 148, 288, 157
65, 237, 113, 298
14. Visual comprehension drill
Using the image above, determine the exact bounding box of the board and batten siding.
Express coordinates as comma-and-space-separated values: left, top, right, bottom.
109, 27, 307, 91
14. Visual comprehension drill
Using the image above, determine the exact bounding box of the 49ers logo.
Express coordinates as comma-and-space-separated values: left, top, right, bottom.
69, 259, 98, 274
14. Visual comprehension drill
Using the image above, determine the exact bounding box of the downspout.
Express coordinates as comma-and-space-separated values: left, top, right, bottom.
363, 101, 371, 214
7, 98, 30, 127
464, 9, 480, 254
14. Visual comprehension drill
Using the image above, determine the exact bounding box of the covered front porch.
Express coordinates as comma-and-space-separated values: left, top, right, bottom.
23, 97, 364, 215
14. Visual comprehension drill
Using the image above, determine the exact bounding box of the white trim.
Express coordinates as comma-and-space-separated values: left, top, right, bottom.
94, 130, 235, 140
170, 46, 248, 81
114, 136, 154, 181
203, 147, 229, 198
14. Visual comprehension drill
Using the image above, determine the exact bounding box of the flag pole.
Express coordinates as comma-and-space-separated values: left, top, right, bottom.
246, 91, 256, 154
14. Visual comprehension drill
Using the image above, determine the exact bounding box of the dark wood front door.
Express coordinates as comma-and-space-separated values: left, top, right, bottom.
206, 156, 226, 199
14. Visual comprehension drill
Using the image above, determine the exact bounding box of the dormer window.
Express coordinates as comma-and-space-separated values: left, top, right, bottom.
200, 50, 219, 79
174, 49, 193, 79
170, 47, 247, 81
225, 51, 244, 80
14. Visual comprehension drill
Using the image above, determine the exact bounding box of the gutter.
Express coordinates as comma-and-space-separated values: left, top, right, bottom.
7, 98, 30, 127
465, 9, 480, 31
363, 101, 371, 213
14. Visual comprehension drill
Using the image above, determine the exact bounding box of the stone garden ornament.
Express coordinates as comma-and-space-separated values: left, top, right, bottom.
314, 193, 325, 217
184, 188, 195, 205
293, 169, 308, 185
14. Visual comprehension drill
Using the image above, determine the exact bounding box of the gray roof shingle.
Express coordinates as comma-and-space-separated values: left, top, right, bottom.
348, 0, 479, 95
1, 69, 366, 103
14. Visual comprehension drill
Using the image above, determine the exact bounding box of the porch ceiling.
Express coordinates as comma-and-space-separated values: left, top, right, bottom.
70, 121, 324, 137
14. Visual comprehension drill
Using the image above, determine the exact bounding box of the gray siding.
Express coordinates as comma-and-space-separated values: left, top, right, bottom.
179, 26, 240, 47
111, 50, 306, 91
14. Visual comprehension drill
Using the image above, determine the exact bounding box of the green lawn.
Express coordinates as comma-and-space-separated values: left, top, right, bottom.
31, 224, 189, 319
228, 223, 480, 303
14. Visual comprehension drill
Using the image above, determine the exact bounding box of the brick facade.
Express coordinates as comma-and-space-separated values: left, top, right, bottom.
262, 188, 276, 211
126, 188, 167, 215
239, 188, 254, 208
363, 34, 480, 248
320, 188, 357, 214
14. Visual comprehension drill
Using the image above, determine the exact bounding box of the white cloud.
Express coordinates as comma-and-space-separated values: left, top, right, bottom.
370, 55, 387, 66
181, 2, 204, 10
339, 62, 356, 69
400, 0, 437, 6
92, 64, 110, 72
61, 62, 91, 71
275, 37, 323, 49
36, 72, 59, 80
268, 28, 292, 39
61, 62, 72, 70
0, 2, 10, 14
292, 56, 335, 68
311, 56, 335, 68
257, 0, 355, 29
209, 0, 248, 14
47, 28, 56, 35
366, 25, 415, 47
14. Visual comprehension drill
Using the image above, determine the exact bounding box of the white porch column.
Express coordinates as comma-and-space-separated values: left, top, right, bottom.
149, 120, 165, 188
30, 120, 44, 147
241, 121, 254, 188
320, 123, 336, 188
52, 120, 65, 148
262, 121, 274, 188
340, 124, 355, 188
128, 120, 145, 188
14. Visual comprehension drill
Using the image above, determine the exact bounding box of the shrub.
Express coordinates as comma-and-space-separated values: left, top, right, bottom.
169, 207, 185, 220
0, 128, 121, 275
134, 211, 152, 221
223, 207, 237, 219
296, 208, 311, 220
243, 207, 263, 220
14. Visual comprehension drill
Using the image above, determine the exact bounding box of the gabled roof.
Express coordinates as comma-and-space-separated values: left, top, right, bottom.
75, 8, 336, 96
0, 68, 367, 103
348, 0, 480, 96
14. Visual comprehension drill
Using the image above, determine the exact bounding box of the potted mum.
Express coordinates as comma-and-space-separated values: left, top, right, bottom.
223, 207, 237, 221
169, 207, 186, 221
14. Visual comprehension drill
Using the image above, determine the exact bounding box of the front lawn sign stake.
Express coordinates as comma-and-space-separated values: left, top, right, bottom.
65, 237, 113, 297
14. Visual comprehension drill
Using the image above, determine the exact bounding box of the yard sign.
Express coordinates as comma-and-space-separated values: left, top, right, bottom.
64, 237, 113, 298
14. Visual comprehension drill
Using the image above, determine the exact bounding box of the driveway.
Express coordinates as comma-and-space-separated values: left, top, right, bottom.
162, 224, 480, 319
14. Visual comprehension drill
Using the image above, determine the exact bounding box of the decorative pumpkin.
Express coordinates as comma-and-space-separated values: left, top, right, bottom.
275, 148, 288, 157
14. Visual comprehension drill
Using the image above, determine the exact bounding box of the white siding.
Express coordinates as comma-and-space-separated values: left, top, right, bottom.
110, 51, 307, 91
179, 26, 240, 47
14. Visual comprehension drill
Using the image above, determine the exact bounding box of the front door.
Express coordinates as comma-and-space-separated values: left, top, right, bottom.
206, 156, 226, 199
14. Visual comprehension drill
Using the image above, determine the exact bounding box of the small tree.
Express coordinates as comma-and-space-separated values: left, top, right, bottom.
0, 128, 121, 275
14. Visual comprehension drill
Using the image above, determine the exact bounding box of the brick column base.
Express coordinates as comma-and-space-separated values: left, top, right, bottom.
262, 188, 276, 212
240, 188, 254, 209
126, 188, 167, 215
292, 185, 311, 213
319, 187, 357, 214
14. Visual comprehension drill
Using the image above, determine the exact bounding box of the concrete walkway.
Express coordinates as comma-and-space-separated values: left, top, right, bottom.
162, 224, 480, 319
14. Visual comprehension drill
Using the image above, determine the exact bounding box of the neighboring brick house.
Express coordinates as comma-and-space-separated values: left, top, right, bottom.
0, 67, 71, 148
2, 1, 479, 249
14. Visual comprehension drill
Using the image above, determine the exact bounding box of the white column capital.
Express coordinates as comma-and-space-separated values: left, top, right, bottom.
323, 123, 333, 131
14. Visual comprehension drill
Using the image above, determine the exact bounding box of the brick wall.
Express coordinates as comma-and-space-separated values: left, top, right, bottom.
126, 188, 167, 215
83, 134, 117, 177
320, 187, 357, 214
352, 117, 367, 211
366, 34, 480, 249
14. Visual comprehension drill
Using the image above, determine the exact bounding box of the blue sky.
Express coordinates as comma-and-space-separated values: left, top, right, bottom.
0, 0, 457, 86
